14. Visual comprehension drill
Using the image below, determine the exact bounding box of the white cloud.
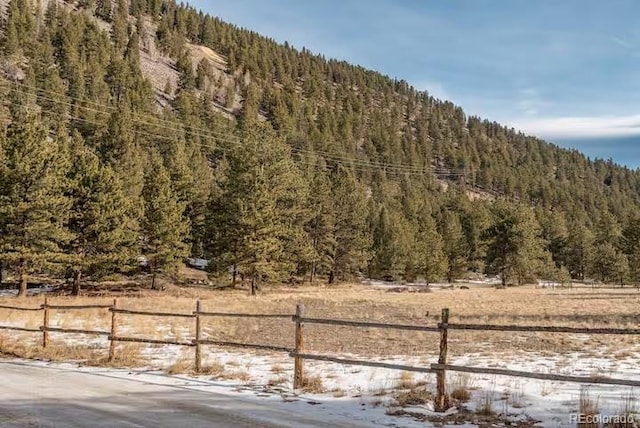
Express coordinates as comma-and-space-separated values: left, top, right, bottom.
510, 114, 640, 139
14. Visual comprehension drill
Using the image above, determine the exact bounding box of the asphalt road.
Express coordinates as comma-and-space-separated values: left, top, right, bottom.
0, 361, 374, 428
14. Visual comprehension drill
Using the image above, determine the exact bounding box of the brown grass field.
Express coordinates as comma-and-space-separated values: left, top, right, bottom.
1, 282, 639, 365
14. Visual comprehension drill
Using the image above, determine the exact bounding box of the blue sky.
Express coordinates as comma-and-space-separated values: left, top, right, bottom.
190, 0, 640, 167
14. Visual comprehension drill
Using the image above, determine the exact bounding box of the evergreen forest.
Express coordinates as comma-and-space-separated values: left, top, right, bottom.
2, 0, 640, 296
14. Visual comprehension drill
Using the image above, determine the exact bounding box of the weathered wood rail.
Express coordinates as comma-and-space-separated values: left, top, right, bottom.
1, 300, 639, 413
291, 305, 640, 412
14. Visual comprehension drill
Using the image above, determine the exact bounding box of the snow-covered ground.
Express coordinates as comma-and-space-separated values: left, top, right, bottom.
1, 327, 638, 427
0, 358, 417, 428
1, 290, 639, 427
363, 276, 504, 290
0, 285, 55, 297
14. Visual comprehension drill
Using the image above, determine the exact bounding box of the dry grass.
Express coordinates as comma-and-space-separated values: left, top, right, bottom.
394, 387, 433, 407
332, 388, 346, 398
617, 391, 639, 427
266, 375, 289, 387
450, 386, 471, 402
199, 360, 225, 377
507, 380, 526, 409
167, 358, 192, 375
108, 344, 144, 367
220, 370, 251, 383
578, 387, 600, 428
449, 373, 474, 403
270, 364, 285, 374
396, 371, 416, 389
1, 283, 639, 365
0, 332, 106, 363
370, 385, 388, 397
477, 379, 497, 416
299, 375, 325, 393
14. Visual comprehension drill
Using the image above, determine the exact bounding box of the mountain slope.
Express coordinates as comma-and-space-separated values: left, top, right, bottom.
0, 0, 639, 291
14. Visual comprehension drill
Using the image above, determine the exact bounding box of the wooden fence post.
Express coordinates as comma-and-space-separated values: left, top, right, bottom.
293, 304, 305, 390
436, 308, 450, 412
42, 297, 49, 348
195, 300, 202, 373
108, 298, 117, 362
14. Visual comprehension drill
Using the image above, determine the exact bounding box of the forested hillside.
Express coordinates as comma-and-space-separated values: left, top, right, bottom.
1, 0, 640, 296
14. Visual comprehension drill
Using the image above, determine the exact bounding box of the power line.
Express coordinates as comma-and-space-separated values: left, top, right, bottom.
0, 75, 462, 175
1, 80, 466, 178
0, 77, 467, 177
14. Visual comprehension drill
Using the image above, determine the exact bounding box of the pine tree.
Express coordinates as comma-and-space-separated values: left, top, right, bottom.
111, 0, 129, 53
483, 202, 546, 287
65, 132, 137, 295
205, 123, 307, 293
415, 209, 447, 285
439, 209, 469, 283
590, 242, 628, 284
195, 58, 212, 90
225, 84, 236, 109
96, 0, 112, 21
369, 205, 412, 280
589, 211, 626, 283
176, 51, 195, 91
203, 160, 242, 284
0, 112, 72, 296
141, 151, 189, 290
34, 27, 68, 125
328, 166, 371, 283
98, 108, 145, 226
622, 216, 640, 286
2, 0, 640, 294
2, 0, 36, 56
566, 219, 594, 281
539, 210, 569, 269
594, 211, 622, 246
304, 165, 336, 283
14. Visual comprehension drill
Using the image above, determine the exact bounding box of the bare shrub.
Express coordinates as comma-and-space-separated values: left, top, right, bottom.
394, 387, 433, 407
167, 358, 192, 375
299, 375, 325, 393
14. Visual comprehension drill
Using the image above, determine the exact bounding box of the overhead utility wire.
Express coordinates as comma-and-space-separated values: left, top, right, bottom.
0, 78, 466, 177
0, 75, 463, 175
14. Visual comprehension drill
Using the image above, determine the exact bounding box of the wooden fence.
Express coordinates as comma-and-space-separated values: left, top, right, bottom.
1, 301, 639, 412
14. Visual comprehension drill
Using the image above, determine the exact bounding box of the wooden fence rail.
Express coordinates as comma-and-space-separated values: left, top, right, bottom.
429, 364, 640, 388
196, 340, 292, 353
443, 323, 640, 335
0, 304, 42, 311
110, 308, 196, 318
111, 336, 194, 347
41, 327, 110, 336
1, 299, 639, 414
46, 304, 113, 310
294, 316, 440, 332
291, 352, 437, 374
196, 312, 291, 319
0, 325, 41, 333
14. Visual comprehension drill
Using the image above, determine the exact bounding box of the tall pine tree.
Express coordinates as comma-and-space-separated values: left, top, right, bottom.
483, 202, 546, 287
0, 111, 72, 296
141, 151, 189, 290
328, 166, 371, 283
205, 123, 307, 293
65, 132, 137, 295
